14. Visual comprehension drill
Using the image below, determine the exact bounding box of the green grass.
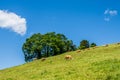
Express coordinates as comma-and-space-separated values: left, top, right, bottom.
1, 43, 120, 80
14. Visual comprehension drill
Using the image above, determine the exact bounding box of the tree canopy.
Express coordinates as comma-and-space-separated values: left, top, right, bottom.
90, 43, 97, 47
79, 40, 89, 50
22, 32, 76, 62
79, 40, 97, 50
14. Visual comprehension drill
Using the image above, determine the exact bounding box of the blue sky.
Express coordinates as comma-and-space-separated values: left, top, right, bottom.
0, 0, 120, 69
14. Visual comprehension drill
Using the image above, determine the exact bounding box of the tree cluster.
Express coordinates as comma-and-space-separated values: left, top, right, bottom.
22, 32, 76, 62
79, 40, 97, 50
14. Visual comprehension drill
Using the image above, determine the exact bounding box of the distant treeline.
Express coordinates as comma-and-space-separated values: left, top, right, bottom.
22, 32, 96, 62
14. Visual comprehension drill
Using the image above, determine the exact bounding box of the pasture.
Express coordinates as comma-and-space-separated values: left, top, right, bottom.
0, 43, 120, 80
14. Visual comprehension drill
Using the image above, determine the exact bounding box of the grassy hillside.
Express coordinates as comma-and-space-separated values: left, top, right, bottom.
0, 43, 120, 80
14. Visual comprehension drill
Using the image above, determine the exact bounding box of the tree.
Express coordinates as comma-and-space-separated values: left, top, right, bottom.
22, 33, 43, 62
22, 32, 76, 62
90, 43, 97, 47
66, 40, 77, 51
79, 40, 89, 50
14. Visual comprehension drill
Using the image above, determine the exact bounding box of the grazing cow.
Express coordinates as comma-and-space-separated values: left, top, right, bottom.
76, 50, 81, 53
102, 44, 108, 47
67, 50, 71, 52
65, 55, 72, 60
41, 58, 46, 61
87, 48, 90, 50
105, 44, 108, 47
117, 43, 120, 45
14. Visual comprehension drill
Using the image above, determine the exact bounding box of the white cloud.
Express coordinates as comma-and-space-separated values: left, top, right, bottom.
104, 9, 118, 16
104, 9, 118, 21
109, 10, 117, 16
0, 10, 27, 35
104, 9, 109, 15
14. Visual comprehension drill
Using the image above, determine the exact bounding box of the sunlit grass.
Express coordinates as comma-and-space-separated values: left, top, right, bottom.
0, 43, 120, 80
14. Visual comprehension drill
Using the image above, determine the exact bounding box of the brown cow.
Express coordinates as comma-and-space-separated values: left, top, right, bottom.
41, 58, 46, 61
65, 55, 72, 60
87, 48, 90, 50
102, 44, 108, 47
117, 43, 120, 45
105, 44, 108, 47
76, 50, 81, 53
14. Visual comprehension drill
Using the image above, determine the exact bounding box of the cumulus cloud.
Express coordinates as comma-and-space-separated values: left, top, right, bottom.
104, 9, 118, 16
0, 10, 27, 35
104, 9, 118, 21
104, 9, 109, 15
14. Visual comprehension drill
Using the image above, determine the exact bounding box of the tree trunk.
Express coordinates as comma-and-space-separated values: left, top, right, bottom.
37, 51, 42, 59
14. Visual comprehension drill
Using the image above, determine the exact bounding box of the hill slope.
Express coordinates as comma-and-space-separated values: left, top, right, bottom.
0, 43, 120, 80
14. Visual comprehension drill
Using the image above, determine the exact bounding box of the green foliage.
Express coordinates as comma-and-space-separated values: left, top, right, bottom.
22, 32, 76, 62
79, 40, 89, 49
90, 43, 97, 47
